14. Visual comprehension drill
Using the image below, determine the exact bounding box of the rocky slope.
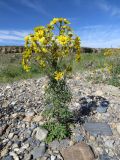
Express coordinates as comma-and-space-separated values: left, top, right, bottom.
0, 73, 120, 160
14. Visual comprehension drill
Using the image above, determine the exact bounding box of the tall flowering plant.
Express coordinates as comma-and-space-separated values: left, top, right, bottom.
22, 18, 81, 142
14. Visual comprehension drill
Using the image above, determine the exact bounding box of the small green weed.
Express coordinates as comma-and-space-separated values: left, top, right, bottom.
43, 122, 71, 143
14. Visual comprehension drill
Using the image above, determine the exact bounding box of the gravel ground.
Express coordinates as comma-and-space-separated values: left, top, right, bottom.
0, 73, 120, 160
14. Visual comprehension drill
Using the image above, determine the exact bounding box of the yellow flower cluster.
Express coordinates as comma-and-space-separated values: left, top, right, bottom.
104, 49, 112, 56
50, 18, 70, 25
74, 37, 81, 61
22, 17, 81, 80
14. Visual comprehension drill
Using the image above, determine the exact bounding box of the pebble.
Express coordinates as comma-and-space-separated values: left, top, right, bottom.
116, 123, 120, 134
8, 133, 14, 139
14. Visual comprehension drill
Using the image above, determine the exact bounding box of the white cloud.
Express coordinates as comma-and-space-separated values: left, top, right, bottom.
76, 25, 120, 48
0, 30, 32, 45
97, 0, 120, 17
0, 27, 120, 48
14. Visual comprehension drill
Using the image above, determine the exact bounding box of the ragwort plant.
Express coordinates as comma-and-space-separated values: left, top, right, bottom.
22, 18, 81, 142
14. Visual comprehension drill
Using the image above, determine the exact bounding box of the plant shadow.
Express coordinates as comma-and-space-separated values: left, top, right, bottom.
71, 95, 109, 124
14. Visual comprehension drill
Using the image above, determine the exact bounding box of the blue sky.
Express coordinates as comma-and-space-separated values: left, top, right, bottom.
0, 0, 120, 48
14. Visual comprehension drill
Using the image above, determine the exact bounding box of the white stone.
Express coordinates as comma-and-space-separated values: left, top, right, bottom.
105, 140, 114, 148
51, 155, 57, 160
8, 133, 14, 139
6, 85, 11, 89
74, 102, 80, 108
14, 148, 20, 152
12, 144, 19, 149
22, 143, 29, 149
10, 152, 19, 160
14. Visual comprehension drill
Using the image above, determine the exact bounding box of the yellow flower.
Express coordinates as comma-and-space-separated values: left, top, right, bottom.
35, 29, 44, 39
42, 48, 47, 53
23, 63, 31, 72
24, 35, 30, 42
40, 60, 46, 67
76, 53, 81, 62
54, 71, 64, 81
39, 37, 46, 44
50, 18, 59, 25
57, 35, 70, 45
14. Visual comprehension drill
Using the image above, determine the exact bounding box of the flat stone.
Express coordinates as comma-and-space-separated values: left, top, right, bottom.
31, 142, 46, 159
61, 142, 95, 160
84, 122, 113, 136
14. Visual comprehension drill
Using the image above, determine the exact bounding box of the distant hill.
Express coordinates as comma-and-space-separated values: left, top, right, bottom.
0, 46, 103, 54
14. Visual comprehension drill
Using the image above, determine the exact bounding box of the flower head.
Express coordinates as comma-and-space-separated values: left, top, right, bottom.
57, 35, 70, 45
54, 71, 64, 80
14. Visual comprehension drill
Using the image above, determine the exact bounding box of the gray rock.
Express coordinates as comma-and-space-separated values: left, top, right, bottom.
32, 127, 48, 141
73, 134, 84, 143
31, 142, 46, 159
49, 140, 60, 150
84, 122, 113, 136
96, 107, 108, 113
104, 140, 115, 148
99, 154, 117, 160
23, 154, 32, 160
59, 139, 70, 149
2, 155, 13, 160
